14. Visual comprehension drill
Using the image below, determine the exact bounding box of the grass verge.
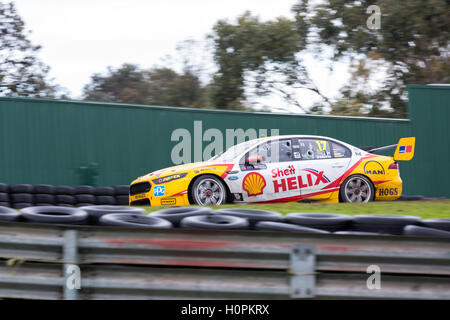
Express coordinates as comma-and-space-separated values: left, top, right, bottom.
140, 200, 450, 219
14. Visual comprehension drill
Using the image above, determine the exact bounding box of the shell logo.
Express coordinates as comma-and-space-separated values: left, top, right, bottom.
242, 172, 266, 197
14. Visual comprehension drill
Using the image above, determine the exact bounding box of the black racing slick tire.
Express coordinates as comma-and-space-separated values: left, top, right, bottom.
115, 195, 129, 205
95, 196, 116, 205
20, 206, 88, 224
0, 193, 9, 202
75, 185, 95, 195
151, 206, 212, 227
55, 186, 76, 195
75, 194, 96, 204
94, 187, 115, 196
55, 195, 76, 205
403, 225, 450, 238
352, 214, 421, 235
114, 185, 130, 195
334, 231, 382, 236
0, 206, 20, 221
10, 193, 33, 203
190, 175, 228, 206
12, 203, 33, 209
0, 183, 8, 193
80, 205, 146, 225
9, 184, 33, 194
340, 174, 374, 203
180, 214, 249, 230
34, 194, 55, 204
420, 219, 450, 232
214, 208, 282, 228
99, 213, 173, 228
255, 221, 329, 233
76, 203, 95, 207
33, 184, 55, 194
285, 212, 353, 232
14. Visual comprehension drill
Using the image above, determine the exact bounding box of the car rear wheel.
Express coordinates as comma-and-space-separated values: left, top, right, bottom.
340, 174, 374, 203
191, 175, 227, 206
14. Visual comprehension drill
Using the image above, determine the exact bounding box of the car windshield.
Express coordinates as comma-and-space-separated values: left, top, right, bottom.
208, 140, 260, 162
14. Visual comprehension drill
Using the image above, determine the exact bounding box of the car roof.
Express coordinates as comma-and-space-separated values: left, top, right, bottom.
253, 135, 360, 150
258, 134, 346, 142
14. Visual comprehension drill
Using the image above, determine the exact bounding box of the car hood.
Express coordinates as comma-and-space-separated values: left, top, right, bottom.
135, 161, 234, 181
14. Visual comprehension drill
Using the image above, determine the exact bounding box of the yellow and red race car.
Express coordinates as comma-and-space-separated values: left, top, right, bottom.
129, 135, 415, 206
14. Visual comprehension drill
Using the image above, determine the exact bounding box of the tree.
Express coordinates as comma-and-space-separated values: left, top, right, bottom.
209, 12, 328, 112
83, 63, 206, 108
0, 2, 58, 97
297, 0, 450, 118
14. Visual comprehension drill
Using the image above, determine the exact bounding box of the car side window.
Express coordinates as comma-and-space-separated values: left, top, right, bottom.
241, 139, 293, 164
331, 142, 351, 158
298, 139, 333, 160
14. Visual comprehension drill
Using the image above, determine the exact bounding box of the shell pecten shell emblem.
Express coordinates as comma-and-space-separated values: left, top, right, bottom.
242, 172, 266, 197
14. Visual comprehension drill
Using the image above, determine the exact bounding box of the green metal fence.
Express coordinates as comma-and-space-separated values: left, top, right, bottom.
0, 85, 448, 197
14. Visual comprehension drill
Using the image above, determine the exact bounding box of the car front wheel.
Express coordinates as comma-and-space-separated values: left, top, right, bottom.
190, 175, 227, 206
340, 174, 374, 203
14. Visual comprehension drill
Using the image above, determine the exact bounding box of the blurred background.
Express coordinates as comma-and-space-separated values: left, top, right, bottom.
2, 0, 449, 117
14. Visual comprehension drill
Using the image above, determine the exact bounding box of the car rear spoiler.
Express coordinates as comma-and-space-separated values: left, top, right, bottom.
360, 137, 416, 161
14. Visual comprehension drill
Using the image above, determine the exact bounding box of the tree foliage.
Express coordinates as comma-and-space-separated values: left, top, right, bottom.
209, 12, 327, 111
0, 2, 57, 97
298, 0, 450, 117
83, 63, 206, 108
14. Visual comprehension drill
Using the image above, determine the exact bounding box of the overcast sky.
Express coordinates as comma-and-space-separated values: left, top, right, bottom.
13, 0, 350, 112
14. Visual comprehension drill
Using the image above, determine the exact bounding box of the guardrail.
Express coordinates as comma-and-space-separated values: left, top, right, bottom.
0, 221, 449, 299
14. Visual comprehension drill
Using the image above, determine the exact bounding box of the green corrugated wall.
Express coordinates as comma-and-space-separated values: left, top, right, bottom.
0, 85, 448, 197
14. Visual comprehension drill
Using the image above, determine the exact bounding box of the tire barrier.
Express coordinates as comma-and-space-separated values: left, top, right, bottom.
0, 183, 8, 193
213, 208, 282, 229
0, 183, 130, 208
94, 186, 115, 196
55, 186, 76, 195
99, 213, 173, 228
150, 206, 212, 227
420, 218, 450, 232
0, 203, 448, 237
403, 225, 450, 238
285, 212, 352, 232
20, 206, 88, 225
33, 184, 55, 194
180, 214, 249, 230
80, 205, 145, 225
0, 206, 20, 221
255, 221, 329, 233
351, 214, 422, 235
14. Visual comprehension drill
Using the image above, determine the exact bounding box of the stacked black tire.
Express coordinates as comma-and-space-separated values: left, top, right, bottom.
0, 183, 10, 208
9, 184, 34, 209
0, 183, 129, 207
0, 202, 449, 238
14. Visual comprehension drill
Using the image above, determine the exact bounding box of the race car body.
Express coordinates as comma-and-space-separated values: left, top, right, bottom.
129, 135, 415, 206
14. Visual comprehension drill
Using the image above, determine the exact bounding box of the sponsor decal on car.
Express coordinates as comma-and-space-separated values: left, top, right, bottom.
378, 188, 398, 196
154, 185, 165, 197
398, 145, 413, 153
242, 172, 266, 197
161, 198, 176, 205
363, 161, 385, 175
152, 173, 187, 185
272, 167, 331, 193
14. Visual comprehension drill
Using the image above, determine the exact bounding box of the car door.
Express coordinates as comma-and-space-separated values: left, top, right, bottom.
295, 138, 352, 199
239, 138, 300, 202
